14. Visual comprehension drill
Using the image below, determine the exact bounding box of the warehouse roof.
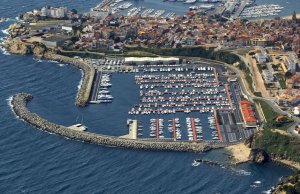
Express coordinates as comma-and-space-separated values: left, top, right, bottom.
124, 57, 179, 62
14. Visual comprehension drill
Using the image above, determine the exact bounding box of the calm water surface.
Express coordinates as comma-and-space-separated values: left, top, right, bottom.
0, 0, 296, 193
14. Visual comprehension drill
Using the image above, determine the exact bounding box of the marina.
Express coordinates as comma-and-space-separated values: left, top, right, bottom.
85, 61, 260, 143
241, 4, 284, 18
89, 72, 114, 104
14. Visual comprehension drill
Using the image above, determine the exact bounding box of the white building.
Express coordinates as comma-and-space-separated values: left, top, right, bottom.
262, 70, 274, 83
40, 6, 67, 18
286, 52, 299, 73
294, 107, 300, 116
124, 57, 179, 65
255, 53, 268, 64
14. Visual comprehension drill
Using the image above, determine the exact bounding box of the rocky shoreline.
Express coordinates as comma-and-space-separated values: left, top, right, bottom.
3, 37, 94, 106
11, 93, 227, 152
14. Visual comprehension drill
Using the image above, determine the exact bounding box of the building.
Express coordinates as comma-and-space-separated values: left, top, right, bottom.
262, 70, 274, 84
293, 106, 300, 116
277, 89, 300, 107
124, 57, 179, 66
239, 100, 257, 126
255, 52, 268, 64
41, 36, 70, 47
41, 6, 67, 18
285, 52, 299, 74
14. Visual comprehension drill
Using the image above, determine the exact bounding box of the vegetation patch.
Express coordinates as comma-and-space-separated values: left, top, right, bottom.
276, 73, 287, 89
254, 128, 300, 162
254, 99, 293, 131
254, 92, 262, 97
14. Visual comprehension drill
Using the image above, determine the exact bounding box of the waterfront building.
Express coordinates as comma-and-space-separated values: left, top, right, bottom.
124, 57, 179, 65
239, 100, 257, 126
41, 6, 68, 18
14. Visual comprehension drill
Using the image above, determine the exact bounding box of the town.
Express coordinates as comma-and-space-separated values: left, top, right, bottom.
2, 0, 300, 161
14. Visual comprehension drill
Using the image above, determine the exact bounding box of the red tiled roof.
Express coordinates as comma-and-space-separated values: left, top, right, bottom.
240, 100, 256, 123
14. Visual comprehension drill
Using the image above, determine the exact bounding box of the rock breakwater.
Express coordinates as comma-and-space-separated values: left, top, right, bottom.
4, 37, 94, 106
43, 53, 95, 107
11, 93, 226, 152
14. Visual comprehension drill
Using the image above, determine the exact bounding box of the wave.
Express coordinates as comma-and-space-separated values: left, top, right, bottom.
58, 63, 68, 67
191, 161, 200, 167
47, 60, 59, 63
33, 58, 43, 63
1, 29, 9, 35
231, 169, 251, 176
76, 69, 84, 98
1, 47, 11, 55
6, 96, 21, 120
262, 188, 273, 194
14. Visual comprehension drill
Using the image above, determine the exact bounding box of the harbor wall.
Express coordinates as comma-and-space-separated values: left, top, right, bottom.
4, 38, 94, 107
43, 53, 95, 107
11, 93, 227, 152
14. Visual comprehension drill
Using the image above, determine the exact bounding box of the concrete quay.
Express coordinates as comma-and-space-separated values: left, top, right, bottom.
11, 93, 229, 153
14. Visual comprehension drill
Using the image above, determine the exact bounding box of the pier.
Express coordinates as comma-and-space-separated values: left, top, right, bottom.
172, 118, 176, 141
191, 117, 197, 142
90, 71, 103, 103
232, 0, 250, 19
120, 120, 138, 139
214, 109, 223, 142
156, 118, 159, 139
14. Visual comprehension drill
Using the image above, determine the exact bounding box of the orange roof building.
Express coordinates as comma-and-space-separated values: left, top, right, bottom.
239, 100, 257, 126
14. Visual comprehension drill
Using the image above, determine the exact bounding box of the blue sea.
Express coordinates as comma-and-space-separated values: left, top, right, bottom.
0, 0, 297, 193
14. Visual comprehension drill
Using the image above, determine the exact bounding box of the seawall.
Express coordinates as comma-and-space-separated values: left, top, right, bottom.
43, 53, 95, 107
4, 37, 94, 107
11, 93, 227, 152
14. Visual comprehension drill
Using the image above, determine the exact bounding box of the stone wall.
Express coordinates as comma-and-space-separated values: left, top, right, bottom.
11, 93, 226, 152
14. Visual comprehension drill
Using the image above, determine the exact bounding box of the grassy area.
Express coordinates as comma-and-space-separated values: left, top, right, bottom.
276, 73, 287, 89
124, 51, 158, 57
245, 74, 254, 92
253, 100, 299, 163
256, 63, 267, 73
254, 127, 300, 162
254, 99, 293, 131
125, 47, 242, 64
254, 92, 262, 97
234, 48, 251, 56
254, 99, 279, 122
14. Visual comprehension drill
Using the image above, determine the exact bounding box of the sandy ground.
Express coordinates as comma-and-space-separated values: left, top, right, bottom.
271, 129, 289, 136
275, 159, 300, 170
283, 14, 300, 20
225, 143, 251, 164
246, 54, 270, 97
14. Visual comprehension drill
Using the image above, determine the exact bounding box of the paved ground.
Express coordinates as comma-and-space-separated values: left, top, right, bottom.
246, 54, 270, 97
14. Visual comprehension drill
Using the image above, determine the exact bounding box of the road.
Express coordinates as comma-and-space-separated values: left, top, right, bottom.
188, 57, 300, 137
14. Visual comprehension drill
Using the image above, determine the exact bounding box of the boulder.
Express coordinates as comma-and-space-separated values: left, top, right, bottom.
249, 148, 269, 164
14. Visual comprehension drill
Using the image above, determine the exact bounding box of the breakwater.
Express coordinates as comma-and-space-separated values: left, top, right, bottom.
4, 37, 94, 107
43, 53, 95, 107
11, 93, 228, 152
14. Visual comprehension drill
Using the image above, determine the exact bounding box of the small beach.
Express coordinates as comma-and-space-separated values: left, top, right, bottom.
225, 143, 251, 164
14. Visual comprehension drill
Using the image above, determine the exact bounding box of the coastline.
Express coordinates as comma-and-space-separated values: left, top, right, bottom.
283, 13, 300, 20
2, 37, 94, 107
225, 143, 251, 164
225, 143, 300, 171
